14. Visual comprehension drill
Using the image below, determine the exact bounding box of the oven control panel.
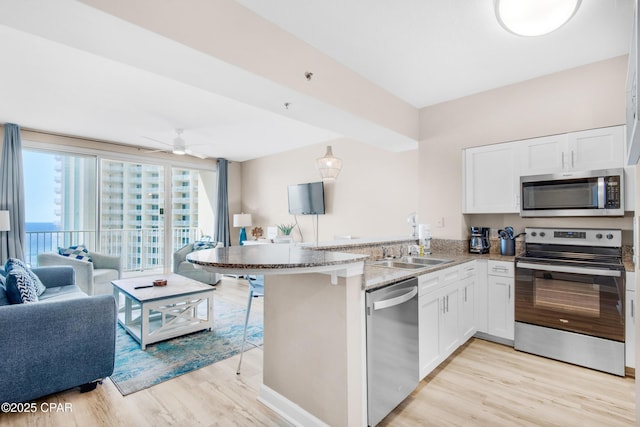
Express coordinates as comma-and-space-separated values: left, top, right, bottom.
524, 227, 621, 247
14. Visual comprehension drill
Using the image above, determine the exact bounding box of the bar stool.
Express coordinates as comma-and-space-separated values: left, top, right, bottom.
236, 275, 264, 375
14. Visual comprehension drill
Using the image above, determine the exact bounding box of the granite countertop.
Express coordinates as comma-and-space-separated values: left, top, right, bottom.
365, 251, 635, 290
187, 244, 367, 274
364, 252, 517, 290
300, 236, 416, 250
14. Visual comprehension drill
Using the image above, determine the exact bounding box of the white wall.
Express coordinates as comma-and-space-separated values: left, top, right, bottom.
241, 56, 632, 244
418, 55, 630, 240
240, 138, 418, 243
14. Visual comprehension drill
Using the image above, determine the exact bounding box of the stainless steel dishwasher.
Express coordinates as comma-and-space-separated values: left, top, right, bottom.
366, 277, 419, 426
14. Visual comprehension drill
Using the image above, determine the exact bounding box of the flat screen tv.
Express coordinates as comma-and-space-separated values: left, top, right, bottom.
288, 181, 325, 215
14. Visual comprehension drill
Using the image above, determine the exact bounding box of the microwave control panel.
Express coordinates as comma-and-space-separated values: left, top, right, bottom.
605, 176, 621, 209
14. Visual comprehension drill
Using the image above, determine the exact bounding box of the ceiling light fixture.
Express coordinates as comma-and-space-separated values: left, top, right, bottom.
316, 145, 342, 181
495, 0, 581, 37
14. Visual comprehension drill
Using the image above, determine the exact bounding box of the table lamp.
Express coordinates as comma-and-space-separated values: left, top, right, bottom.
233, 213, 252, 245
0, 211, 10, 232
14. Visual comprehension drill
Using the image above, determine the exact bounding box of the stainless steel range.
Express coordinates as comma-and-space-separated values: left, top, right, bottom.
515, 227, 625, 376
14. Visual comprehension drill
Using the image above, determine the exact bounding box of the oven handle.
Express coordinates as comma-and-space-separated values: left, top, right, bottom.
516, 261, 621, 277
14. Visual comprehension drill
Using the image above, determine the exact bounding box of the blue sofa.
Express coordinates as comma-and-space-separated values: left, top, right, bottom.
0, 265, 117, 403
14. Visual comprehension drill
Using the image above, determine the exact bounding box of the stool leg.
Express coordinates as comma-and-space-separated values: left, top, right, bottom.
236, 288, 254, 375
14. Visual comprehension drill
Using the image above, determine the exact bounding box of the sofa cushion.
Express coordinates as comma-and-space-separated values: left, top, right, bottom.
5, 266, 39, 304
38, 285, 86, 302
58, 244, 93, 262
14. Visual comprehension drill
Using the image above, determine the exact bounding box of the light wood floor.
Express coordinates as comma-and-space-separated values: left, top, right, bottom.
1, 277, 635, 426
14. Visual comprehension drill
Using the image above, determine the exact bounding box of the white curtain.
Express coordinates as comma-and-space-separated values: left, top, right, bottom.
0, 123, 26, 260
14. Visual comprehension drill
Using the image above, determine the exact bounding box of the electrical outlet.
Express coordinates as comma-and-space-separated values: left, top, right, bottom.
436, 217, 444, 228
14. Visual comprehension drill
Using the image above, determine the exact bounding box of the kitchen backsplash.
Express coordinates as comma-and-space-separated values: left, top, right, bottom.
309, 237, 633, 265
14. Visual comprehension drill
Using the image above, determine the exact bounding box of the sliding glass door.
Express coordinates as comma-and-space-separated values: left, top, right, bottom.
24, 145, 216, 275
100, 160, 165, 272
100, 161, 216, 273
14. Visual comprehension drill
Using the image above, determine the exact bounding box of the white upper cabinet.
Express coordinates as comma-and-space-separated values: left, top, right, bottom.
520, 126, 625, 176
568, 126, 625, 171
519, 134, 568, 175
463, 142, 520, 213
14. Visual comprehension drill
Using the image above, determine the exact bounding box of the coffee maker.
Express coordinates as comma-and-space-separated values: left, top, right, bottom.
469, 227, 491, 254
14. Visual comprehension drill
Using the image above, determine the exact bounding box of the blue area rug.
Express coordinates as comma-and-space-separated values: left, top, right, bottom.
110, 297, 263, 396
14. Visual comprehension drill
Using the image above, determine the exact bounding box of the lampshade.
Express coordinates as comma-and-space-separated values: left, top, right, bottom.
316, 145, 343, 181
495, 0, 581, 37
233, 213, 252, 228
0, 211, 10, 231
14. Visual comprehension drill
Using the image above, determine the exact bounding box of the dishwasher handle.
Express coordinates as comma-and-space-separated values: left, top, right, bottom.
373, 286, 418, 311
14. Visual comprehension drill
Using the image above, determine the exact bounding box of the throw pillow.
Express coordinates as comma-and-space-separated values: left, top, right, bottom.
58, 244, 93, 262
193, 241, 215, 251
5, 265, 38, 304
4, 258, 46, 296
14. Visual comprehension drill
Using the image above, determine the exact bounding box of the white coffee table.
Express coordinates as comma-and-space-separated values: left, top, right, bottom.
112, 274, 215, 350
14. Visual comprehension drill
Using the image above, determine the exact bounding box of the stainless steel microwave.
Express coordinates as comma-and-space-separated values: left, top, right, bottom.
520, 168, 624, 217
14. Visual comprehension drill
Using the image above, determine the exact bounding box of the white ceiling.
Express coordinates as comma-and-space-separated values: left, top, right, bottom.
0, 0, 633, 162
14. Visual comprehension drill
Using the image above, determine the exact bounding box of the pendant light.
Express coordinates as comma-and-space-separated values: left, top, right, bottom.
495, 0, 581, 37
316, 145, 342, 181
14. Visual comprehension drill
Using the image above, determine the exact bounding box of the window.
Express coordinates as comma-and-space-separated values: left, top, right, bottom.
22, 142, 216, 274
23, 150, 97, 266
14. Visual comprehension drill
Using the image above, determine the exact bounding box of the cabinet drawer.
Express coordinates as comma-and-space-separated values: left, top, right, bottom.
460, 261, 476, 279
487, 260, 514, 277
419, 271, 442, 295
419, 265, 460, 295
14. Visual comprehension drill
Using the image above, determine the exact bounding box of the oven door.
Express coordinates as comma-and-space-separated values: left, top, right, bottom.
515, 261, 625, 342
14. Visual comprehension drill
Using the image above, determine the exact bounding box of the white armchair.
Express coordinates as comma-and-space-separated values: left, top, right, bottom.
173, 241, 222, 285
37, 251, 122, 296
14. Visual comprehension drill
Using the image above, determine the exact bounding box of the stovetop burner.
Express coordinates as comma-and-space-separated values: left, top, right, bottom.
517, 227, 623, 269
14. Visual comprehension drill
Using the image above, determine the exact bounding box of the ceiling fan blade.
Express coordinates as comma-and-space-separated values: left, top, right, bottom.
185, 148, 208, 159
142, 135, 172, 147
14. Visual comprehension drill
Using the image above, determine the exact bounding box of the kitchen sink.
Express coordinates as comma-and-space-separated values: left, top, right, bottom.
370, 260, 426, 270
400, 256, 453, 266
369, 257, 453, 270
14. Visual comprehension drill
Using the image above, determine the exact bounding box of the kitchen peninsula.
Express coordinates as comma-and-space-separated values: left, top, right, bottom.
187, 244, 368, 427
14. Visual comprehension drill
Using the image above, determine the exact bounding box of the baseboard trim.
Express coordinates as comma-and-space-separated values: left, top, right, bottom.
625, 366, 635, 378
474, 331, 514, 347
258, 385, 329, 427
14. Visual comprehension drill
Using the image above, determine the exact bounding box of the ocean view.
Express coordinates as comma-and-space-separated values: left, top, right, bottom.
26, 222, 60, 265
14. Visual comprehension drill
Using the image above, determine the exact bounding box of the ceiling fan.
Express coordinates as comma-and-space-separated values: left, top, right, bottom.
143, 128, 208, 159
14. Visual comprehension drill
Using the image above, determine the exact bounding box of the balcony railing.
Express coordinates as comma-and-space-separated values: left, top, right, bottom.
26, 227, 199, 272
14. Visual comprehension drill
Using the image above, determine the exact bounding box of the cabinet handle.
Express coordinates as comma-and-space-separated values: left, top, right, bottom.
464, 287, 467, 302
561, 152, 565, 169
508, 285, 511, 300
632, 300, 635, 319
442, 297, 446, 314
571, 150, 574, 168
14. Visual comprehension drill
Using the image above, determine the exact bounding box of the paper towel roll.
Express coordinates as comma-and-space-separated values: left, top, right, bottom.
418, 224, 431, 240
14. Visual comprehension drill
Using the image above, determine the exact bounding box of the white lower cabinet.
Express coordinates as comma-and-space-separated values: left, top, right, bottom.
459, 262, 477, 341
440, 286, 460, 357
418, 261, 476, 380
486, 260, 515, 342
626, 272, 636, 369
419, 268, 460, 379
419, 288, 441, 378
